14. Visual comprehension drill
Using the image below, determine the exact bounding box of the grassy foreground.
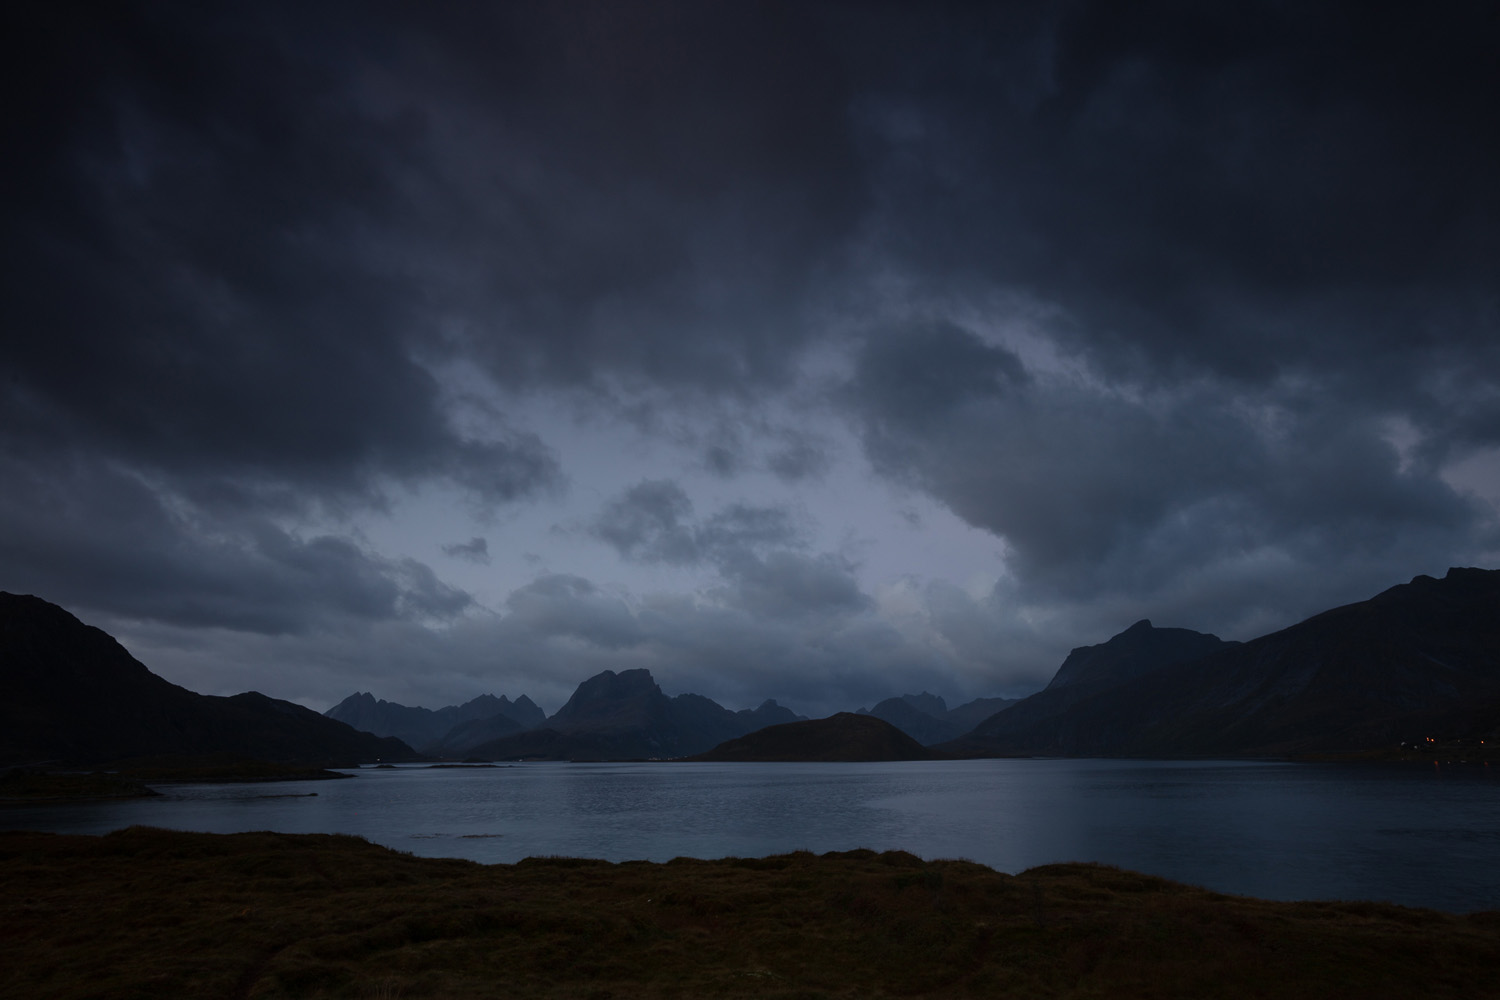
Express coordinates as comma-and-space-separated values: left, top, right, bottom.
2, 828, 1497, 999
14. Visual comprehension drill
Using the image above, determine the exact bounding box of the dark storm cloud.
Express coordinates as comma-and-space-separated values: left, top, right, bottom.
442, 537, 490, 565
502, 575, 644, 652
850, 321, 1029, 427
2, 1, 578, 628
357, 0, 868, 400
591, 481, 805, 568
591, 480, 868, 622
765, 431, 833, 482
823, 1, 1498, 627
0, 453, 471, 634
8, 0, 1494, 460
3, 0, 1496, 702
2, 0, 869, 632
846, 319, 1495, 615
847, 2, 1497, 393
6, 4, 565, 492
710, 550, 871, 621
591, 481, 701, 566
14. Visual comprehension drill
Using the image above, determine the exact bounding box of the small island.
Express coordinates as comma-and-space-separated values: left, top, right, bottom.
688, 712, 943, 762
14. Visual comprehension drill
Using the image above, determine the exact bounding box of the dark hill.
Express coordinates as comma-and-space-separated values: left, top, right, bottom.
0, 593, 414, 766
955, 567, 1500, 756
689, 713, 941, 761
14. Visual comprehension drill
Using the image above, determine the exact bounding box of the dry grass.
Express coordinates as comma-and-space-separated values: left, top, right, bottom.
1, 827, 1497, 999
0, 771, 158, 803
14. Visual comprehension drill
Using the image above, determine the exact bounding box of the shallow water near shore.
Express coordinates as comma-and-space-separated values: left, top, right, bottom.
7, 757, 1498, 912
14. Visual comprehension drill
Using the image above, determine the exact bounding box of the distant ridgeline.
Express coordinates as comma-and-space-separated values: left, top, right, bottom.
330, 680, 1024, 760
324, 691, 547, 756
326, 670, 809, 760
855, 693, 1020, 746
5, 567, 1498, 766
322, 568, 1500, 760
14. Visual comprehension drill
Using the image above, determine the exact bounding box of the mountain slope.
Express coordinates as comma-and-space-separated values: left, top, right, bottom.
944, 696, 1019, 732
949, 620, 1236, 753
424, 713, 523, 757
862, 696, 963, 745
0, 593, 413, 766
960, 568, 1500, 756
858, 693, 1022, 746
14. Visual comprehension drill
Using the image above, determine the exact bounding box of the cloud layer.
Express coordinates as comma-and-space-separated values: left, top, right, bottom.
3, 1, 1495, 714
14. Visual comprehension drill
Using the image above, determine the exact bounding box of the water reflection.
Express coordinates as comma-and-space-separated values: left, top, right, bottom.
4, 758, 1496, 911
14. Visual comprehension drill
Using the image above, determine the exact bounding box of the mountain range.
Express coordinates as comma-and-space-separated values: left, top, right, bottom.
5, 567, 1496, 766
329, 683, 1022, 759
325, 691, 546, 755
455, 669, 805, 760
325, 669, 810, 761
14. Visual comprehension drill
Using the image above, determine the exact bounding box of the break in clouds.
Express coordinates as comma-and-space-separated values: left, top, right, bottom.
2, 1, 1496, 715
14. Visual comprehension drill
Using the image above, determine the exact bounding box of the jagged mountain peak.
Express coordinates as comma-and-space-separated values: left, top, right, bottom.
1044, 620, 1231, 693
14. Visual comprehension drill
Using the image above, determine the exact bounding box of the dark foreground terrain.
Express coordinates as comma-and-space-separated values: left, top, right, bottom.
2, 829, 1498, 999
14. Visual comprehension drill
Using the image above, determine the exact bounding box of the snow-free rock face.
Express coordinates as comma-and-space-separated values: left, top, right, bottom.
546, 668, 668, 732
0, 593, 413, 766
953, 568, 1500, 757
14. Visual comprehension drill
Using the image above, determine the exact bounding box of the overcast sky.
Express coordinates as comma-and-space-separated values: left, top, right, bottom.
4, 1, 1496, 717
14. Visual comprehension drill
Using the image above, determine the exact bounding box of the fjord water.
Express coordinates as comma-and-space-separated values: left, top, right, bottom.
8, 759, 1498, 912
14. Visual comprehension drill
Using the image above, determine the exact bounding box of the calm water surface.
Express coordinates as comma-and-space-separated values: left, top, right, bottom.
7, 758, 1498, 912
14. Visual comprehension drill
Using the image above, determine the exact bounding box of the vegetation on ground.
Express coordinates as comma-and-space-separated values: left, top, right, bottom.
2, 827, 1497, 999
0, 756, 351, 805
105, 753, 354, 784
0, 771, 158, 804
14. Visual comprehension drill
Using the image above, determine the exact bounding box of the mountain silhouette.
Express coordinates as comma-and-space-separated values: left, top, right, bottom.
0, 593, 413, 766
951, 568, 1500, 756
467, 669, 804, 760
858, 693, 1021, 745
325, 691, 544, 754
